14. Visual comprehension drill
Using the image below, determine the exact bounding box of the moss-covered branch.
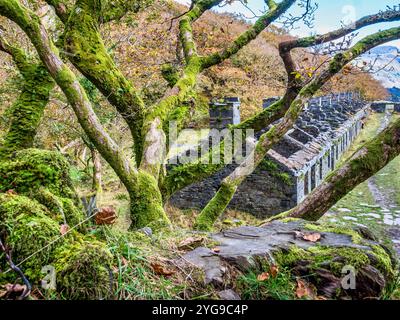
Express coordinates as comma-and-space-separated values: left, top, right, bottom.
194, 26, 400, 230
63, 0, 146, 162
0, 36, 55, 156
0, 0, 136, 191
45, 0, 151, 24
0, 0, 171, 229
281, 8, 400, 51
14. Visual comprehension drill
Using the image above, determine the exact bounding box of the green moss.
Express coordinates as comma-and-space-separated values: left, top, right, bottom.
304, 223, 363, 244
0, 194, 61, 281
0, 149, 77, 199
371, 245, 395, 277
0, 149, 85, 227
0, 62, 54, 157
259, 158, 279, 172
274, 245, 310, 266
0, 193, 55, 222
278, 217, 301, 223
31, 187, 85, 226
307, 246, 370, 275
129, 171, 171, 230
53, 236, 114, 299
194, 182, 237, 231
6, 213, 60, 281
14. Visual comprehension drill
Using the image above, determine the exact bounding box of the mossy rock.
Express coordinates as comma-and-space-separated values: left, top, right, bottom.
0, 149, 113, 299
180, 219, 399, 299
0, 193, 56, 223
0, 195, 61, 282
53, 237, 114, 300
0, 148, 77, 200
0, 148, 85, 225
6, 214, 61, 282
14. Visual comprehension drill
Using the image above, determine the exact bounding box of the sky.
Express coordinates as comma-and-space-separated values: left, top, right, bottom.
175, 0, 400, 49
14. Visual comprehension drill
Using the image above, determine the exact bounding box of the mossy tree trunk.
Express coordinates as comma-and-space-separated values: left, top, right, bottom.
62, 0, 146, 163
41, 0, 294, 228
0, 37, 54, 157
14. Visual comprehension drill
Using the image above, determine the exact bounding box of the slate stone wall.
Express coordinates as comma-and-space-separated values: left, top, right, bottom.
169, 93, 369, 218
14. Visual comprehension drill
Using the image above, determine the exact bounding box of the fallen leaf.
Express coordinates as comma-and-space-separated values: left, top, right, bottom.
270, 265, 279, 277
95, 206, 117, 225
112, 266, 119, 274
296, 279, 314, 299
150, 262, 175, 276
257, 272, 270, 281
121, 256, 128, 266
60, 224, 69, 235
303, 232, 321, 242
211, 247, 220, 253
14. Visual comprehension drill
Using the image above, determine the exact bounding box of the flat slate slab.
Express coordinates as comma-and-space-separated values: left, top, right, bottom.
179, 220, 379, 287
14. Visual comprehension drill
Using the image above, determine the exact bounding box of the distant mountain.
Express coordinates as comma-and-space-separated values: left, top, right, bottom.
360, 45, 400, 91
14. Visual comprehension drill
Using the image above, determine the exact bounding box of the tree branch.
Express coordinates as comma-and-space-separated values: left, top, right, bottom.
62, 0, 146, 162
284, 116, 400, 221
0, 0, 138, 188
194, 26, 400, 230
280, 8, 400, 51
200, 0, 296, 69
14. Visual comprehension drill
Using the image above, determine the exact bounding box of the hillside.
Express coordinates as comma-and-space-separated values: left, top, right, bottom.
359, 45, 400, 99
0, 0, 388, 146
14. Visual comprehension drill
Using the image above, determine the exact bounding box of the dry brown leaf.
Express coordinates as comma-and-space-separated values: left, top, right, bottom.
270, 265, 279, 277
95, 206, 117, 225
112, 266, 119, 274
150, 262, 175, 276
121, 257, 128, 266
60, 224, 69, 235
296, 279, 314, 299
303, 232, 321, 242
257, 272, 270, 281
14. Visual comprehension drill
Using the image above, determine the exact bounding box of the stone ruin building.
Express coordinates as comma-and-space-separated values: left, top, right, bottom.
370, 100, 400, 113
168, 92, 378, 218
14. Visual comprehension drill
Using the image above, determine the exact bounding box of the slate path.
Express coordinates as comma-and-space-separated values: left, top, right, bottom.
367, 110, 400, 257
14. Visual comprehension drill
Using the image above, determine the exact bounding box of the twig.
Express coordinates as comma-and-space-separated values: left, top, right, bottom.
0, 238, 31, 300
